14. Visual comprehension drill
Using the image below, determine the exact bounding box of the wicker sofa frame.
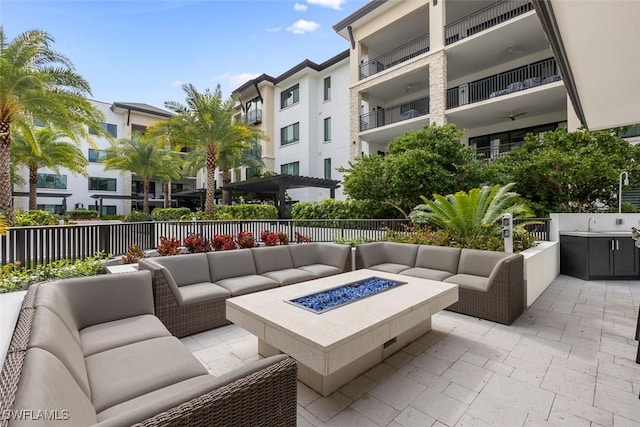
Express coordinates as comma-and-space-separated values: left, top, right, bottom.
0, 276, 297, 427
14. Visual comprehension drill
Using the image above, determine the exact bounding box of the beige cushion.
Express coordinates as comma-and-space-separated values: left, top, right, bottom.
358, 242, 418, 269
34, 283, 80, 340
401, 267, 454, 281
290, 243, 351, 271
252, 246, 294, 274
86, 336, 207, 413
414, 246, 461, 274
152, 253, 211, 286
177, 283, 231, 305
444, 274, 490, 292
457, 249, 509, 278
216, 275, 279, 296
11, 348, 97, 427
80, 314, 171, 357
207, 249, 257, 282
28, 306, 91, 397
289, 243, 321, 267
369, 263, 412, 274
298, 264, 342, 278
262, 268, 315, 286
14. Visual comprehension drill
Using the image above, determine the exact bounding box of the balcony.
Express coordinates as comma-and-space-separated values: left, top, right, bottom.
476, 140, 523, 161
360, 97, 429, 132
447, 58, 561, 109
359, 34, 429, 80
244, 109, 262, 125
445, 0, 533, 45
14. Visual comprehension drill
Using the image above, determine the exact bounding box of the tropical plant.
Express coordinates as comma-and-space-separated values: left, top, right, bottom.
121, 245, 145, 264
260, 230, 280, 246
157, 237, 181, 256
276, 231, 289, 245
0, 28, 111, 222
409, 183, 534, 248
102, 132, 182, 214
183, 233, 210, 253
211, 234, 236, 251
218, 138, 265, 204
0, 212, 7, 236
236, 231, 256, 248
160, 84, 268, 215
11, 125, 89, 209
13, 209, 60, 226
294, 232, 312, 244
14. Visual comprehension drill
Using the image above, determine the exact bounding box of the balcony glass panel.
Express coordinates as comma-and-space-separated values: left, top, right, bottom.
445, 0, 533, 45
359, 34, 429, 80
360, 97, 429, 132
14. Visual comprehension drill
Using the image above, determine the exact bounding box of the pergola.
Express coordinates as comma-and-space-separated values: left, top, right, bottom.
90, 194, 144, 215
222, 174, 341, 218
13, 191, 73, 214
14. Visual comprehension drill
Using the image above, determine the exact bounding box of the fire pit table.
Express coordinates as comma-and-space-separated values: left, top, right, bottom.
226, 269, 458, 396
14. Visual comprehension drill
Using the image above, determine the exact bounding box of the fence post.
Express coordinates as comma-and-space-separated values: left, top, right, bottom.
15, 228, 26, 268
98, 224, 111, 255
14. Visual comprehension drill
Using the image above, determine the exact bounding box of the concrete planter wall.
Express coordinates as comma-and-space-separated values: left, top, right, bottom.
521, 241, 559, 307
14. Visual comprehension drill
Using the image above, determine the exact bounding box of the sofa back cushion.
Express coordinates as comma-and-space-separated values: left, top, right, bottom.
34, 284, 80, 340
415, 246, 461, 274
457, 248, 510, 278
289, 243, 320, 268
383, 242, 419, 266
207, 249, 257, 282
11, 347, 98, 426
252, 246, 294, 274
152, 253, 211, 286
29, 306, 92, 398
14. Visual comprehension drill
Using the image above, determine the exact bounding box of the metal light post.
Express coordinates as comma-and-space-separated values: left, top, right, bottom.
619, 171, 630, 214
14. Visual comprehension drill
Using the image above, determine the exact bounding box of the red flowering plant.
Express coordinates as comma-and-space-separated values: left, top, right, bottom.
183, 233, 210, 253
157, 237, 181, 256
236, 231, 256, 248
276, 231, 289, 245
294, 232, 312, 243
211, 234, 237, 251
260, 230, 280, 246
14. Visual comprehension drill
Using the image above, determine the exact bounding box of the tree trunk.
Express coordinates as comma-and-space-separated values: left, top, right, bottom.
143, 179, 150, 214
0, 121, 13, 223
29, 166, 38, 210
163, 182, 170, 208
205, 153, 216, 215
222, 168, 231, 205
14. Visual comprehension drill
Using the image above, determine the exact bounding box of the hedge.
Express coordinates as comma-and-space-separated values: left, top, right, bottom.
291, 199, 402, 220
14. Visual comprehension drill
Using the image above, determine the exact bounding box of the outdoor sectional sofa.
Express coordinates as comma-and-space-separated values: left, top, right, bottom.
138, 243, 352, 337
0, 271, 297, 427
356, 242, 524, 325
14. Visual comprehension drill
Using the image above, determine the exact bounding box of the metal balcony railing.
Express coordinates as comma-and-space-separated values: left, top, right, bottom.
445, 0, 533, 45
446, 58, 561, 109
360, 97, 429, 132
476, 141, 524, 161
244, 109, 262, 125
359, 34, 430, 80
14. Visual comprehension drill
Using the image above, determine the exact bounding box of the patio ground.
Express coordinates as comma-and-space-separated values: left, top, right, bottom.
181, 275, 640, 426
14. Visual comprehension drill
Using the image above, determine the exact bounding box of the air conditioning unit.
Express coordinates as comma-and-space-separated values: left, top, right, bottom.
458, 83, 469, 106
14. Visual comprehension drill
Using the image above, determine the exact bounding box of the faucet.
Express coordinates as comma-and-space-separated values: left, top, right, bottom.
588, 217, 596, 232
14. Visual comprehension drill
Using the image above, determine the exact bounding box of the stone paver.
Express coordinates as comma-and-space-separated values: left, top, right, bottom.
182, 275, 640, 425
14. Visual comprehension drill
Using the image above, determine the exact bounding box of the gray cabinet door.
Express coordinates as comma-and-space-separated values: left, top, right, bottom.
588, 238, 614, 278
614, 238, 640, 277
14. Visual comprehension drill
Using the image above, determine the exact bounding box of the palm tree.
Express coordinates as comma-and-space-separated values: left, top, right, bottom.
214, 138, 264, 205
102, 132, 182, 214
11, 125, 88, 209
162, 84, 268, 214
409, 183, 534, 243
0, 28, 111, 222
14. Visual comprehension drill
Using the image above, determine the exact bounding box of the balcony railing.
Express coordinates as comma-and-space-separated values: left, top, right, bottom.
445, 0, 533, 45
360, 97, 429, 132
244, 109, 262, 125
476, 141, 523, 161
359, 34, 430, 80
446, 58, 561, 109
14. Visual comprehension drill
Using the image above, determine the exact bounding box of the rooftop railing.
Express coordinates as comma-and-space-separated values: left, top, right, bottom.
359, 34, 429, 80
446, 58, 561, 109
445, 0, 533, 45
476, 141, 524, 161
360, 96, 429, 132
244, 109, 262, 125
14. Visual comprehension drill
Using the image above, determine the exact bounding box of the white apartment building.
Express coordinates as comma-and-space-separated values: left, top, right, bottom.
233, 51, 351, 202
13, 100, 196, 216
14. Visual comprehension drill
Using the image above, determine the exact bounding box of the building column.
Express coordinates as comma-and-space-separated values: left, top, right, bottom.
429, 51, 448, 126
566, 95, 581, 130
349, 89, 363, 159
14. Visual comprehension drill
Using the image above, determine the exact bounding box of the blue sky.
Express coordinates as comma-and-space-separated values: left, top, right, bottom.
1, 0, 368, 109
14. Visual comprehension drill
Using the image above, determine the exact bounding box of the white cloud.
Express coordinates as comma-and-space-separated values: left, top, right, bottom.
287, 19, 320, 35
307, 0, 345, 10
215, 72, 262, 90
172, 80, 183, 87
293, 3, 308, 11
267, 26, 282, 33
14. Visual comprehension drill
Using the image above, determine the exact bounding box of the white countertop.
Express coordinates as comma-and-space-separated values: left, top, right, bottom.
560, 231, 633, 237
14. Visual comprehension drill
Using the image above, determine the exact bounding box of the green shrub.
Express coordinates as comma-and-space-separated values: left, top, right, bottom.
123, 211, 153, 222
14, 210, 61, 226
292, 199, 401, 220
333, 236, 375, 246
152, 207, 192, 221
0, 252, 109, 293
100, 214, 125, 221
214, 204, 278, 220
67, 208, 99, 220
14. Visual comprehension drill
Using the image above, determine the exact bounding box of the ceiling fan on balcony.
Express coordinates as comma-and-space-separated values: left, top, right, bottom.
405, 82, 422, 92
504, 110, 527, 121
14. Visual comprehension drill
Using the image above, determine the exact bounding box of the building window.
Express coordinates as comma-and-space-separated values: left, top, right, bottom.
324, 158, 332, 179
132, 181, 156, 197
323, 77, 331, 101
280, 84, 299, 109
131, 124, 147, 134
280, 161, 300, 176
89, 122, 117, 138
88, 148, 107, 163
621, 124, 640, 138
37, 204, 64, 214
89, 205, 117, 215
324, 117, 332, 142
89, 177, 117, 191
37, 173, 67, 189
281, 122, 300, 146
245, 97, 262, 124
